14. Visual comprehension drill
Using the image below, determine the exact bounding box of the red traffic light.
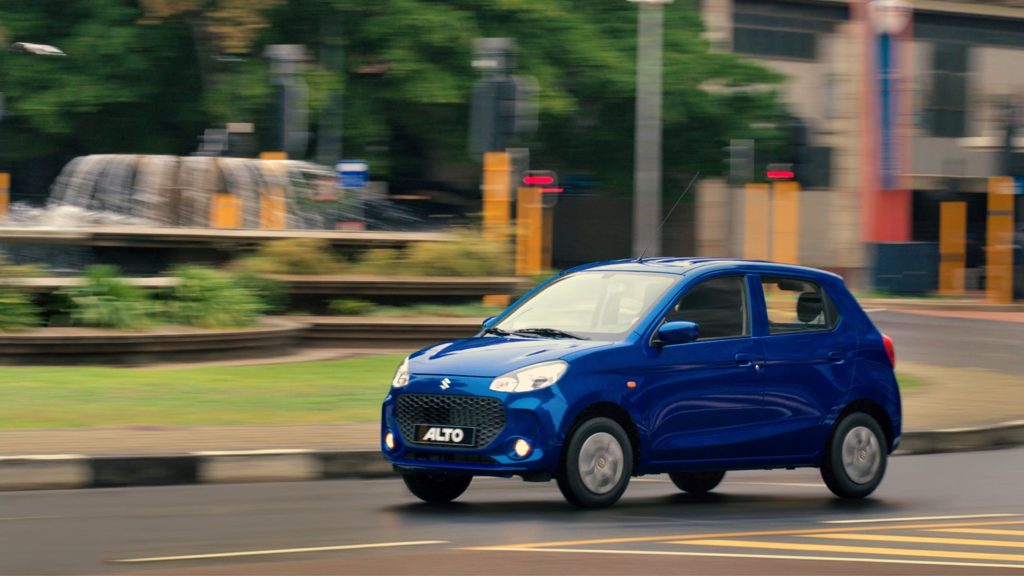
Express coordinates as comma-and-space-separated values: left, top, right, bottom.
766, 163, 795, 181
523, 175, 555, 186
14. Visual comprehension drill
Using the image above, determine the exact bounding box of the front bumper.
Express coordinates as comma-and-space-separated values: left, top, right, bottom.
380, 375, 567, 477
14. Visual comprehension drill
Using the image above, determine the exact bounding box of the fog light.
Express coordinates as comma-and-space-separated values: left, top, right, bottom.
514, 438, 531, 458
384, 431, 395, 451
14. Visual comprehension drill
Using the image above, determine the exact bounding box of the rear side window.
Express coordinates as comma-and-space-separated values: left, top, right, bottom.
666, 276, 750, 340
760, 276, 839, 334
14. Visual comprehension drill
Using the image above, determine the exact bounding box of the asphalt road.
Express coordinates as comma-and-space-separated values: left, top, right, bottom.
2, 447, 1023, 575
868, 310, 1024, 375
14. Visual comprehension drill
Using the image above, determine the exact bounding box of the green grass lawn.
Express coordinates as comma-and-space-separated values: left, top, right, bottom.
0, 354, 404, 429
0, 355, 929, 430
896, 372, 926, 391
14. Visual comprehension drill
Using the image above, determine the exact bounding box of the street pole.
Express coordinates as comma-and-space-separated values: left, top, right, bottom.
629, 0, 671, 258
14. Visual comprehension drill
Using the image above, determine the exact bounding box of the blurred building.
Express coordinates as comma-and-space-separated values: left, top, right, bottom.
697, 0, 1024, 289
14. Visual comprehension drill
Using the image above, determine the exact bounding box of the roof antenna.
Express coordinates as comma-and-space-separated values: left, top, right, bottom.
637, 171, 700, 263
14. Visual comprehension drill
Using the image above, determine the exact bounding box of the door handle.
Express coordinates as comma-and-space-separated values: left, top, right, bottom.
828, 351, 846, 364
735, 354, 755, 367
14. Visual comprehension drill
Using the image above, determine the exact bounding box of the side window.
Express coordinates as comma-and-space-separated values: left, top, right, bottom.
760, 276, 839, 335
666, 276, 749, 340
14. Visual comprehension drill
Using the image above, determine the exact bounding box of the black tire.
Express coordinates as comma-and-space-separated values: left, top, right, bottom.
821, 412, 888, 499
402, 473, 472, 503
669, 470, 726, 494
557, 417, 633, 509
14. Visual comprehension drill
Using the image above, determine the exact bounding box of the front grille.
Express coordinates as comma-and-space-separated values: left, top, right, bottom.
396, 394, 506, 449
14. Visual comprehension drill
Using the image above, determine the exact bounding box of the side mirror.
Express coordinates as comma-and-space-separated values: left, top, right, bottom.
656, 321, 699, 345
482, 316, 498, 329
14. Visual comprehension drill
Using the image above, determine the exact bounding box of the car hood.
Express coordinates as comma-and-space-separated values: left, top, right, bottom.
409, 336, 613, 378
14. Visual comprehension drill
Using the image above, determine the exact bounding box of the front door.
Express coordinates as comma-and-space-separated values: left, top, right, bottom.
638, 275, 770, 466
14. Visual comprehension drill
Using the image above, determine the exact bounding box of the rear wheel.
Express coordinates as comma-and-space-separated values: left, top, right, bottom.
821, 412, 887, 499
669, 470, 726, 494
557, 417, 633, 508
401, 473, 472, 503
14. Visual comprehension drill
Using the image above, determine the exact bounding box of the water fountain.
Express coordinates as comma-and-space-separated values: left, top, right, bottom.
36, 154, 332, 229
0, 154, 430, 273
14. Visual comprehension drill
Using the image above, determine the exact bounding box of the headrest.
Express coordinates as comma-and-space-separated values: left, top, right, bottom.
797, 291, 824, 324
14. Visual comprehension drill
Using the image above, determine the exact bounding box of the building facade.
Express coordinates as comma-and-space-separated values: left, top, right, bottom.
697, 0, 1024, 292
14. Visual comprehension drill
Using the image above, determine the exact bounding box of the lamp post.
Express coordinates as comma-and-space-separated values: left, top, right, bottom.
628, 0, 672, 258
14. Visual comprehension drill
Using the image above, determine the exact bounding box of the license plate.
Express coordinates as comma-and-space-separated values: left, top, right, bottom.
414, 424, 476, 447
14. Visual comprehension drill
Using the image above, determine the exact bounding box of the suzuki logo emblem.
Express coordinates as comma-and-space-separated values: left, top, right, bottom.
440, 378, 451, 390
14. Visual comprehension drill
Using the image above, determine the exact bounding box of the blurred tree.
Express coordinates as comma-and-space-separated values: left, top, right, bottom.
266, 0, 784, 196
0, 1, 205, 162
139, 0, 285, 93
0, 0, 783, 203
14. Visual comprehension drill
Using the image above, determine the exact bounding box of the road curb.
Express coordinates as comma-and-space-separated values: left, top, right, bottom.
896, 421, 1024, 455
859, 298, 1024, 313
3, 424, 1023, 491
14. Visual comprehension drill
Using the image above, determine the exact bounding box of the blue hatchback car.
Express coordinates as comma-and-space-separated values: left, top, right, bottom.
381, 258, 900, 508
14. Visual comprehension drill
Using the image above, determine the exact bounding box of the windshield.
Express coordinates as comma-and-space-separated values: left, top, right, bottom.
493, 271, 677, 341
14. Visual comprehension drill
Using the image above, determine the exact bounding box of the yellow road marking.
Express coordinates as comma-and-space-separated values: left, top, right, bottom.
462, 545, 1024, 570
479, 519, 1024, 550
112, 540, 448, 563
675, 538, 1024, 563
823, 513, 1021, 524
933, 528, 1024, 537
807, 533, 1024, 548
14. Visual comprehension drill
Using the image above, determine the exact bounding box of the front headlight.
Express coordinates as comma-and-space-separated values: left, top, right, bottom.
490, 361, 568, 393
391, 357, 410, 388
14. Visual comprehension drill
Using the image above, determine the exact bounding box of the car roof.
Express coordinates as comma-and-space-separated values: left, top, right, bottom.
566, 257, 844, 282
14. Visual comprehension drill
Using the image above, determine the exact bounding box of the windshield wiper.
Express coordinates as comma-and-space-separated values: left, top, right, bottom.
482, 327, 510, 337
512, 327, 588, 340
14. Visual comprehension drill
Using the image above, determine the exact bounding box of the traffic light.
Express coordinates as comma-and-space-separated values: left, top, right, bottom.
522, 170, 561, 208
727, 139, 754, 184
765, 163, 795, 181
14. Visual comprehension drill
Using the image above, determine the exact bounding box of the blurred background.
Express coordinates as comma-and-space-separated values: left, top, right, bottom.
0, 0, 1020, 297
1, 2, 1023, 573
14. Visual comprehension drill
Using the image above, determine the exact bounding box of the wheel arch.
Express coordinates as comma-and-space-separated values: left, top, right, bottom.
561, 402, 641, 476
831, 398, 896, 453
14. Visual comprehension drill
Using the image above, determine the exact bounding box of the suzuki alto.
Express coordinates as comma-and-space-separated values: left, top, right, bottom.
381, 258, 901, 508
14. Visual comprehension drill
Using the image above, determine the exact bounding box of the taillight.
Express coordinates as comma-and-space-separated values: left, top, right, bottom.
882, 334, 895, 367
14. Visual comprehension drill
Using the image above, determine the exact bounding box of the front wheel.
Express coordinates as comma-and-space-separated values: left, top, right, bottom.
669, 470, 725, 494
557, 417, 633, 508
402, 473, 472, 503
821, 412, 887, 499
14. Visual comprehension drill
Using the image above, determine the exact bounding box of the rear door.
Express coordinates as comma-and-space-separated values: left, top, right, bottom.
755, 274, 855, 460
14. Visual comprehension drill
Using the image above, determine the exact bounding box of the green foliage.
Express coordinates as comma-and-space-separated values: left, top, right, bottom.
65, 265, 154, 330
163, 266, 266, 328
0, 289, 41, 331
0, 255, 51, 278
326, 299, 503, 318
327, 298, 375, 316
353, 248, 402, 275
369, 302, 504, 319
350, 233, 510, 277
234, 239, 344, 275
403, 232, 511, 277
232, 272, 288, 314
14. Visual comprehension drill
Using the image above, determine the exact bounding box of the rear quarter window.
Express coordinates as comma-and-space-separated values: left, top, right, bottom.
760, 276, 840, 335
